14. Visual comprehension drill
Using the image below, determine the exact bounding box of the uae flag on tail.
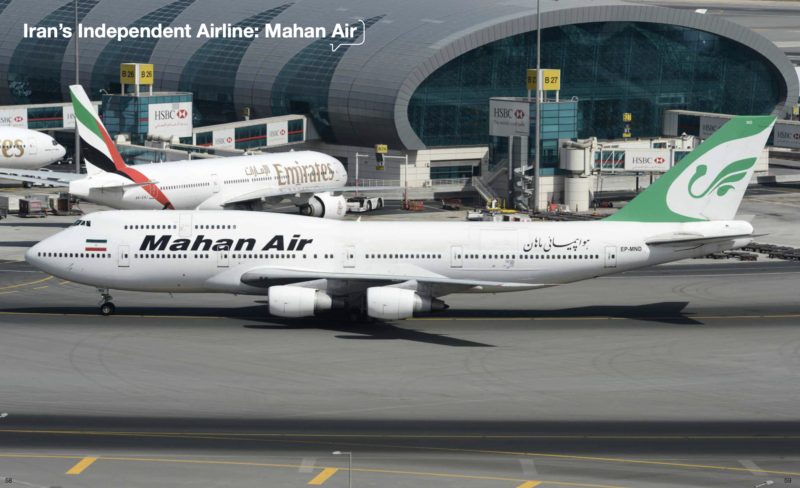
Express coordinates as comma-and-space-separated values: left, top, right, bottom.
86, 239, 107, 252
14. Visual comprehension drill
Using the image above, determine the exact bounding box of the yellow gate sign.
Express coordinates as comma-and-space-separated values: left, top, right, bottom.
120, 63, 154, 85
120, 63, 138, 84
138, 64, 154, 85
527, 69, 561, 91
375, 144, 388, 153
623, 113, 632, 122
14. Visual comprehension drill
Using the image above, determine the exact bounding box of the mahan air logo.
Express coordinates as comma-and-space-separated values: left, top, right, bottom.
688, 158, 756, 199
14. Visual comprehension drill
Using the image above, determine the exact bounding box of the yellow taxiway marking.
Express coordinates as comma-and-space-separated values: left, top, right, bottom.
0, 311, 221, 319
59, 281, 70, 285
0, 453, 633, 488
0, 275, 53, 290
32, 286, 48, 290
2, 430, 800, 477
66, 456, 98, 474
0, 291, 18, 295
308, 468, 338, 484
518, 483, 543, 488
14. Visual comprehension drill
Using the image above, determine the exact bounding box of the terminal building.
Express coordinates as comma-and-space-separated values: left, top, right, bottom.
0, 0, 797, 207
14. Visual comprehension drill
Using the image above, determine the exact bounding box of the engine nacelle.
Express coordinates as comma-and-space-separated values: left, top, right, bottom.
299, 194, 346, 220
268, 286, 343, 318
366, 287, 447, 320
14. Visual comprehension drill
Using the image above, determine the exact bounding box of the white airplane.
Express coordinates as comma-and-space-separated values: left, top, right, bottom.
25, 115, 774, 319
0, 85, 399, 218
0, 127, 65, 184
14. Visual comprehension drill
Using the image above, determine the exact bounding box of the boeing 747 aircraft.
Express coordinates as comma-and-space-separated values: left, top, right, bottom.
0, 86, 400, 218
25, 115, 774, 319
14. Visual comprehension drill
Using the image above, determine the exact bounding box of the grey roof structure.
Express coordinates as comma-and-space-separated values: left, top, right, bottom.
0, 0, 796, 149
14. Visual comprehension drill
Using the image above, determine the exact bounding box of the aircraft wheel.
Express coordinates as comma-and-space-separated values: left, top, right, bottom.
100, 302, 116, 316
23, 181, 32, 189
378, 198, 383, 209
367, 201, 372, 211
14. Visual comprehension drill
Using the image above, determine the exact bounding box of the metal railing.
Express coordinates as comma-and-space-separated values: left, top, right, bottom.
347, 178, 402, 187
472, 176, 499, 202
430, 177, 472, 187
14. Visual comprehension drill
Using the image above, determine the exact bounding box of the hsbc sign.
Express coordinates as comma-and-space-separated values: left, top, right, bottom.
699, 116, 728, 139
0, 108, 27, 128
212, 128, 235, 149
624, 148, 672, 173
267, 120, 288, 146
489, 100, 530, 137
148, 102, 193, 138
773, 123, 800, 149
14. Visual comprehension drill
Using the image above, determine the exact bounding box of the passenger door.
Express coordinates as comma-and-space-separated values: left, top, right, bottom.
217, 246, 229, 268
451, 245, 463, 268
605, 246, 617, 268
179, 214, 192, 237
118, 245, 130, 267
27, 138, 37, 155
343, 245, 355, 268
211, 174, 220, 193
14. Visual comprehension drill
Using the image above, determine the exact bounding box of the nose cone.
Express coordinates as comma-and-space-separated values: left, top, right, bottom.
57, 144, 67, 159
25, 242, 41, 268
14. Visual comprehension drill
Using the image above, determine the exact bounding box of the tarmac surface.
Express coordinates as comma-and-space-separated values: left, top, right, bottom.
1, 256, 800, 488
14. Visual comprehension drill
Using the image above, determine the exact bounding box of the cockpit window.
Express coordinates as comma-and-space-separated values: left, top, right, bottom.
72, 220, 91, 227
72, 220, 82, 226
52, 140, 58, 146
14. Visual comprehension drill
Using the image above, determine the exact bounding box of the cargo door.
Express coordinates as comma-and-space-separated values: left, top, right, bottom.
605, 246, 617, 268
451, 245, 463, 268
344, 245, 355, 268
179, 214, 192, 237
118, 245, 129, 267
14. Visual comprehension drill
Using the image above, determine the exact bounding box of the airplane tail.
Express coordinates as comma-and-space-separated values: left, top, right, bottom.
69, 85, 128, 176
605, 115, 776, 223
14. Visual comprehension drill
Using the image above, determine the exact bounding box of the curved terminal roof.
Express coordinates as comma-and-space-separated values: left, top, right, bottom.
0, 0, 795, 149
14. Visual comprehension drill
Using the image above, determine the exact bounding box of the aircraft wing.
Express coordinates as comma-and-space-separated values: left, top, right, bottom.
224, 185, 406, 205
0, 167, 81, 187
240, 266, 546, 292
645, 233, 757, 246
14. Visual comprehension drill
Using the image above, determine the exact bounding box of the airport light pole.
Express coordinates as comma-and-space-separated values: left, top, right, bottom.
332, 451, 352, 488
74, 0, 80, 175
354, 152, 369, 197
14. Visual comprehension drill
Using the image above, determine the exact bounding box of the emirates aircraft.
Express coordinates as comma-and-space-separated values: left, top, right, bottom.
0, 127, 65, 180
0, 86, 399, 218
26, 115, 772, 319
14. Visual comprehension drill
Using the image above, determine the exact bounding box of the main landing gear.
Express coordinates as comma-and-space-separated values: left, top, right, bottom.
98, 288, 115, 316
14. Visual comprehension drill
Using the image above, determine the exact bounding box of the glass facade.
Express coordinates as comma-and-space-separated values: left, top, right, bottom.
178, 4, 292, 125
409, 22, 782, 147
8, 0, 100, 104
91, 0, 196, 100
271, 15, 385, 143
102, 93, 191, 145
118, 145, 168, 165
431, 165, 479, 179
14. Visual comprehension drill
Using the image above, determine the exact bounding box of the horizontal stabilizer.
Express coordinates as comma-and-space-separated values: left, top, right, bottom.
102, 180, 159, 192
645, 233, 757, 246
224, 186, 407, 205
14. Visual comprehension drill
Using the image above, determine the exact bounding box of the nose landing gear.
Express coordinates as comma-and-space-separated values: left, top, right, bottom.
97, 288, 115, 316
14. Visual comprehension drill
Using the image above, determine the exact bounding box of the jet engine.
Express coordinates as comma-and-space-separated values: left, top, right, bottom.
299, 193, 346, 220
366, 287, 447, 320
268, 286, 344, 318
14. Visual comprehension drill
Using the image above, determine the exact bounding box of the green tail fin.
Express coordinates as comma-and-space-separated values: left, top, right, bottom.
605, 115, 776, 223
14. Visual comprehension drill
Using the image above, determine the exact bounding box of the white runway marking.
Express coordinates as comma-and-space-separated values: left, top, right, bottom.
738, 460, 764, 475
300, 457, 316, 473
520, 458, 537, 475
